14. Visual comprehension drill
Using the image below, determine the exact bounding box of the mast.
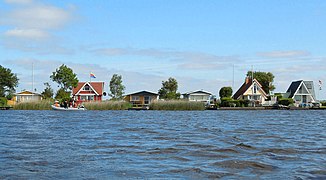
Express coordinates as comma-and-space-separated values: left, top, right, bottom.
252, 65, 255, 107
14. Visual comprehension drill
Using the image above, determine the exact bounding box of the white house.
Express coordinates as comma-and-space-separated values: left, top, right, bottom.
14, 90, 43, 103
232, 77, 268, 106
182, 90, 213, 102
283, 80, 317, 106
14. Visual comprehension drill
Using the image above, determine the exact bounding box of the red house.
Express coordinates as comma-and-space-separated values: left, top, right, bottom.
72, 82, 104, 101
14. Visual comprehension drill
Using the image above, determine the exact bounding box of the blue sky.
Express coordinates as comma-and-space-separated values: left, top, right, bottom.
1, 0, 325, 99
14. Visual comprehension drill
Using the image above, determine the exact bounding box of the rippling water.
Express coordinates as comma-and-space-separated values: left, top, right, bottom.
0, 110, 325, 179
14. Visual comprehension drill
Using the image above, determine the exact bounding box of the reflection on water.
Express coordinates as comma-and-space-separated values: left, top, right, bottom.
0, 110, 325, 179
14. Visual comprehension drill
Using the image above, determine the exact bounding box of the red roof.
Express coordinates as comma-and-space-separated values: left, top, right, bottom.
72, 82, 104, 95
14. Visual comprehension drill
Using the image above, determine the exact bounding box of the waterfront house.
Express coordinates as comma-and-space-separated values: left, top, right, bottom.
232, 77, 268, 106
124, 91, 158, 108
14, 90, 43, 103
283, 80, 317, 106
182, 90, 213, 102
72, 82, 104, 101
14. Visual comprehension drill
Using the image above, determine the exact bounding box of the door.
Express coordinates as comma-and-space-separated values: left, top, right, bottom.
302, 95, 307, 103
144, 96, 151, 105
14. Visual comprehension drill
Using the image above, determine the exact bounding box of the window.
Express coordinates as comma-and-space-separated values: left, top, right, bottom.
253, 84, 257, 94
83, 85, 90, 91
132, 96, 140, 101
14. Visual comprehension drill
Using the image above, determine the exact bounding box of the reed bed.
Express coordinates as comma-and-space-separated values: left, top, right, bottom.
149, 100, 206, 111
13, 100, 53, 110
83, 101, 132, 110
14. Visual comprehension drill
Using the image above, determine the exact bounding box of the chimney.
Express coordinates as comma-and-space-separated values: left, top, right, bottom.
245, 76, 250, 84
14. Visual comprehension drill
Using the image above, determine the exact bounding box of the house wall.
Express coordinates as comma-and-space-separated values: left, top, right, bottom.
188, 94, 210, 101
16, 95, 42, 102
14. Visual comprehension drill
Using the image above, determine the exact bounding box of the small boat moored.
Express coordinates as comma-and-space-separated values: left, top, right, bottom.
51, 105, 87, 111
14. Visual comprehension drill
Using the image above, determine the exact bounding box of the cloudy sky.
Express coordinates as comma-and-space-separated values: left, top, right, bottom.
1, 0, 325, 99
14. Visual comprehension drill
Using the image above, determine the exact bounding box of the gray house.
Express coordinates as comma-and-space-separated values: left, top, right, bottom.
283, 80, 317, 106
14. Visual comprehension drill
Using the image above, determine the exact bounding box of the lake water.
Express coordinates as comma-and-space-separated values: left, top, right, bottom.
0, 110, 325, 179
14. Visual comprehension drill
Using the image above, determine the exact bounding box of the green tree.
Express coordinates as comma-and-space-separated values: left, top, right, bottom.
109, 74, 125, 100
219, 87, 233, 98
247, 71, 275, 94
158, 77, 181, 100
41, 82, 54, 99
0, 65, 19, 97
50, 64, 78, 92
55, 88, 70, 100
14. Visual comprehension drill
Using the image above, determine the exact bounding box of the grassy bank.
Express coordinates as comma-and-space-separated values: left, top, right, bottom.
149, 100, 206, 111
83, 101, 132, 110
13, 100, 53, 110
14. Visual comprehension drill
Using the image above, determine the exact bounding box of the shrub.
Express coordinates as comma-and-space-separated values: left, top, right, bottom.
149, 100, 205, 111
0, 97, 8, 106
83, 101, 132, 110
13, 100, 53, 110
278, 98, 294, 106
220, 97, 240, 107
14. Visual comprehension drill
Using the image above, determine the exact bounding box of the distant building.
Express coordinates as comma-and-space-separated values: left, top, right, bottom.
72, 82, 104, 101
14, 90, 43, 103
233, 77, 268, 106
283, 80, 317, 106
124, 91, 158, 108
182, 90, 213, 102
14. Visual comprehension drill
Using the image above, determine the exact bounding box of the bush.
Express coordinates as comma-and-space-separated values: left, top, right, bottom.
278, 98, 294, 106
321, 101, 326, 106
83, 101, 132, 110
239, 99, 250, 107
220, 97, 240, 107
0, 97, 8, 106
149, 100, 205, 111
14, 100, 53, 110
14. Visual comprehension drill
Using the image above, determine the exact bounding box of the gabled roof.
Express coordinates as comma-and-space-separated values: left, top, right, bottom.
286, 80, 302, 98
15, 90, 42, 96
73, 82, 104, 96
125, 90, 158, 96
182, 90, 213, 96
286, 80, 316, 100
232, 78, 267, 99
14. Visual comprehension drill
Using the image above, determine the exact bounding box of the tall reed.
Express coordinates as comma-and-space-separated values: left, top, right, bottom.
13, 100, 53, 110
149, 100, 206, 111
83, 101, 132, 110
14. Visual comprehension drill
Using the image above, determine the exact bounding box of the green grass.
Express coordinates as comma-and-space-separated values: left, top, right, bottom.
83, 101, 132, 110
13, 100, 53, 110
149, 100, 206, 111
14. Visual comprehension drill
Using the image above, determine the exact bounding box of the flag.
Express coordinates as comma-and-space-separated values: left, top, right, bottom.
90, 73, 96, 78
319, 80, 322, 90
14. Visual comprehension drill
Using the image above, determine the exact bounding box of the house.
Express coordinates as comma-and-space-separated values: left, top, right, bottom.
124, 91, 158, 108
182, 90, 213, 102
283, 80, 317, 106
72, 82, 104, 101
13, 90, 43, 103
232, 77, 268, 106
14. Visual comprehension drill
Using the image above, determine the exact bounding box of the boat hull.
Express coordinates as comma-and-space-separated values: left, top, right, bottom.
51, 105, 86, 111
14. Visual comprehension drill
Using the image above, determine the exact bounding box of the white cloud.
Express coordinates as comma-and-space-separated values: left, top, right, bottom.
92, 47, 240, 70
257, 50, 310, 58
4, 0, 33, 5
4, 28, 49, 40
0, 0, 75, 54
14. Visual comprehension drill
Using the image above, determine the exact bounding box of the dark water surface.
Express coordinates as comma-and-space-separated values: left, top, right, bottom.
0, 110, 325, 179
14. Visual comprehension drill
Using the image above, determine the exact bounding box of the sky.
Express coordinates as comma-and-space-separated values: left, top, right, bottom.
0, 0, 326, 99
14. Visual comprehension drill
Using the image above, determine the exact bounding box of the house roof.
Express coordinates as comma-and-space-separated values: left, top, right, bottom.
73, 82, 104, 96
286, 80, 302, 98
15, 90, 42, 96
286, 80, 316, 100
182, 90, 213, 96
125, 90, 158, 96
232, 78, 267, 99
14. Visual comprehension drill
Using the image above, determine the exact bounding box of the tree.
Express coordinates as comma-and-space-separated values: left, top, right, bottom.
109, 74, 125, 100
41, 82, 54, 99
50, 64, 78, 92
247, 71, 275, 94
0, 65, 19, 97
219, 87, 233, 98
55, 88, 70, 100
158, 77, 181, 99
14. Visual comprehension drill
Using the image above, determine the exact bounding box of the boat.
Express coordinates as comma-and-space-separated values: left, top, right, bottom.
51, 105, 87, 111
